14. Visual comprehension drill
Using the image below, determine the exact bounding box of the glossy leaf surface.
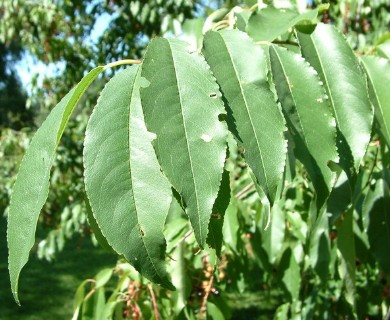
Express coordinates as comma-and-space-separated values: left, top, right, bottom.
270, 45, 338, 205
84, 66, 174, 289
8, 66, 104, 304
361, 56, 390, 148
141, 38, 228, 248
297, 24, 373, 174
203, 30, 286, 203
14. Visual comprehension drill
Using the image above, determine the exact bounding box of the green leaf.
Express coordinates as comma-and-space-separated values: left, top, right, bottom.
182, 18, 204, 51
207, 302, 225, 320
297, 24, 373, 176
203, 30, 287, 203
309, 208, 330, 282
377, 41, 390, 59
235, 11, 251, 31
207, 169, 231, 256
7, 66, 104, 304
261, 201, 285, 264
336, 209, 356, 307
274, 303, 290, 320
269, 45, 338, 206
280, 248, 300, 302
72, 279, 88, 320
95, 268, 113, 289
247, 7, 319, 42
363, 179, 390, 274
83, 66, 174, 289
141, 38, 228, 248
360, 56, 390, 148
85, 197, 116, 254
222, 201, 239, 253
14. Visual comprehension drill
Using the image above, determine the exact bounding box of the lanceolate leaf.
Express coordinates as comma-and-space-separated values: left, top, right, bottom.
7, 66, 104, 304
141, 38, 228, 248
83, 66, 174, 289
247, 7, 319, 42
203, 30, 286, 203
360, 56, 390, 148
270, 45, 338, 206
297, 24, 373, 176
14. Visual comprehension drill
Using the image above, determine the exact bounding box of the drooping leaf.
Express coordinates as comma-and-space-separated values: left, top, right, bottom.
7, 66, 104, 304
207, 169, 231, 256
269, 45, 338, 206
140, 38, 228, 248
336, 209, 356, 307
83, 66, 174, 289
247, 7, 319, 42
309, 208, 330, 282
203, 30, 287, 203
363, 179, 390, 274
360, 56, 390, 148
261, 201, 285, 264
297, 24, 373, 176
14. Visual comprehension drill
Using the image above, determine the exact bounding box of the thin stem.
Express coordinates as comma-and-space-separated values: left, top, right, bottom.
148, 284, 160, 320
249, 3, 258, 11
198, 274, 214, 319
84, 288, 96, 302
103, 59, 142, 70
235, 182, 255, 199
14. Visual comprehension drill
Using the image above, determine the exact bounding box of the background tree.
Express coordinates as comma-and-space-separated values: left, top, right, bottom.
2, 0, 390, 319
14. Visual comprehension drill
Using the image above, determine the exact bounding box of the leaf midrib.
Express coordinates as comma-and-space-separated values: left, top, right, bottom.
299, 32, 341, 127
219, 34, 270, 195
272, 47, 311, 154
126, 69, 164, 280
167, 40, 202, 242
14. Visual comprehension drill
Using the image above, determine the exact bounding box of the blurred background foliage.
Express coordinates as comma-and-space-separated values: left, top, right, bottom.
0, 0, 389, 319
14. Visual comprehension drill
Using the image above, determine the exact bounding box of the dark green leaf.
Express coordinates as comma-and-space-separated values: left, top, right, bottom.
309, 208, 330, 282
207, 169, 231, 256
364, 179, 390, 274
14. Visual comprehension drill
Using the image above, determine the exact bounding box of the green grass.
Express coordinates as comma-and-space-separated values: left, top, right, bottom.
0, 216, 117, 320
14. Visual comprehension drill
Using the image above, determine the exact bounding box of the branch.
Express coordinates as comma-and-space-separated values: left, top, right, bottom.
148, 284, 160, 320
